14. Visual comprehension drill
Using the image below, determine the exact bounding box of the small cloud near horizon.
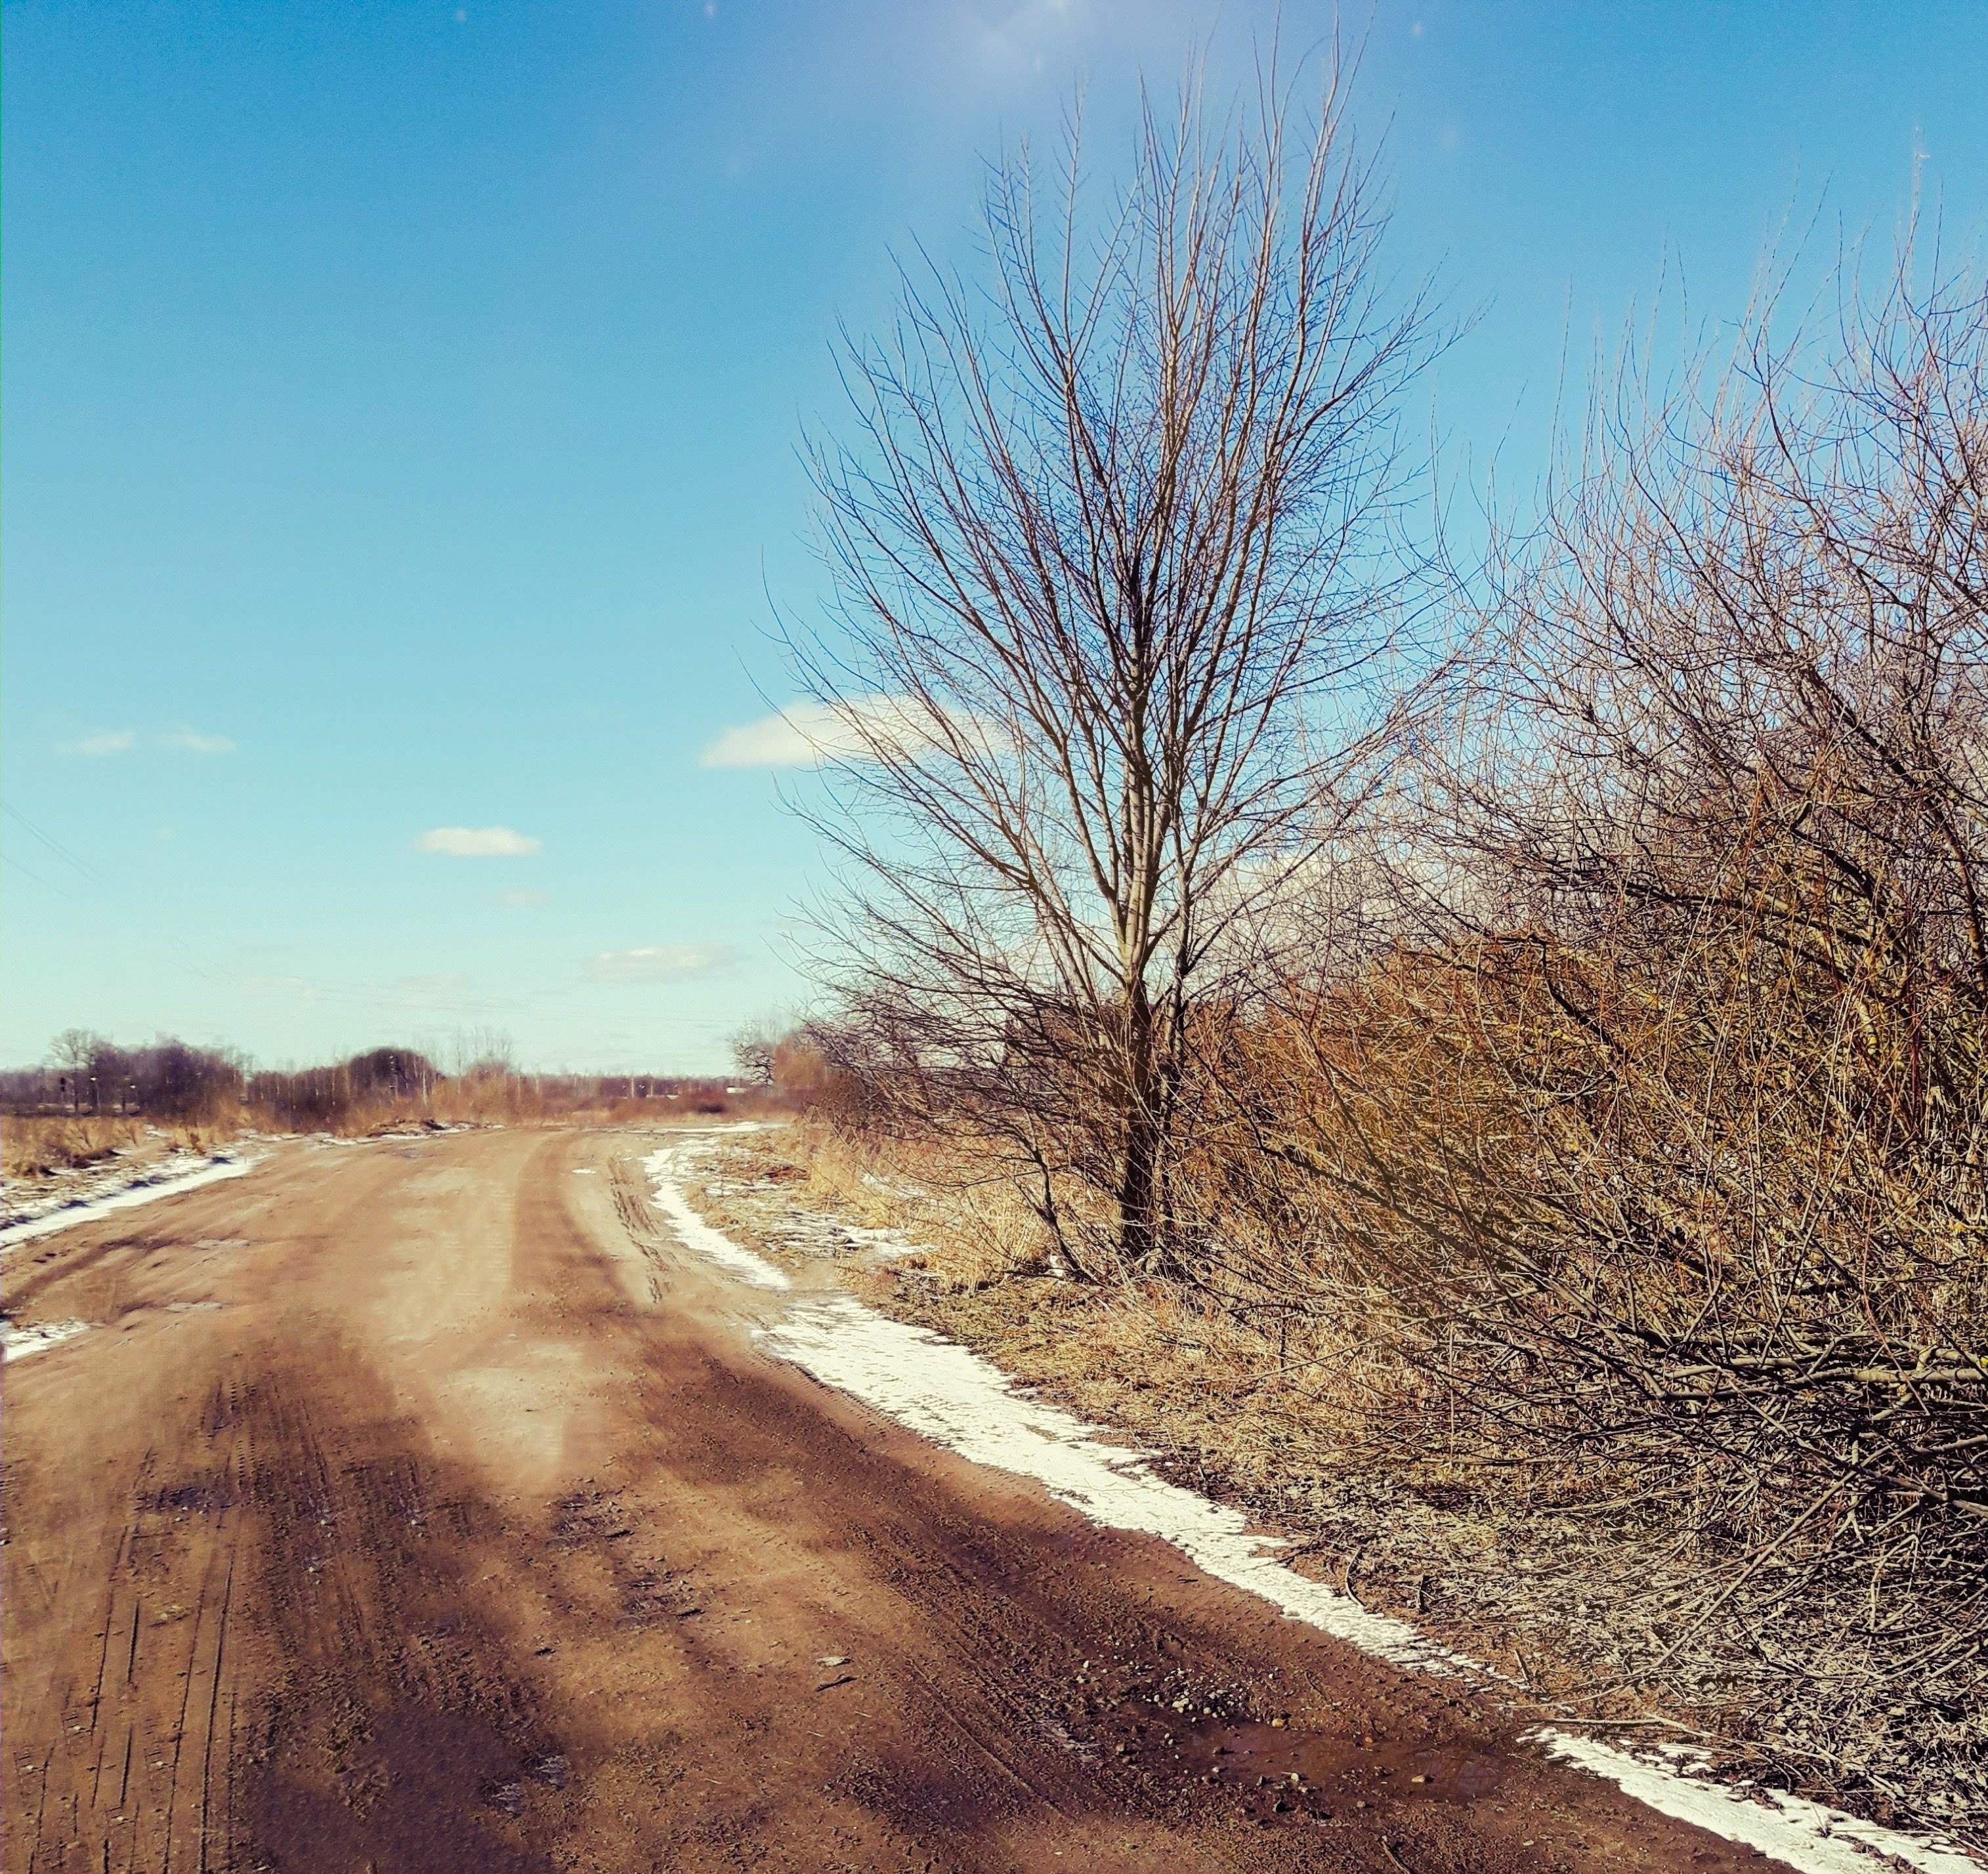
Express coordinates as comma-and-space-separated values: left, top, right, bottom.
245, 970, 517, 1013
245, 973, 325, 1003
416, 825, 542, 857
161, 728, 236, 755
585, 943, 735, 984
700, 696, 958, 769
58, 728, 137, 757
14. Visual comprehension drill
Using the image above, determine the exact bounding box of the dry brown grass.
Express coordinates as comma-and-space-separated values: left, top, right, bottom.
2, 1115, 146, 1180
0, 1114, 247, 1182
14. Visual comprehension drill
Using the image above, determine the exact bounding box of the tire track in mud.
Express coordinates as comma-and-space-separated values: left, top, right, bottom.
220, 1356, 566, 1874
9, 1417, 240, 1874
5, 1343, 569, 1874
532, 1140, 1519, 1866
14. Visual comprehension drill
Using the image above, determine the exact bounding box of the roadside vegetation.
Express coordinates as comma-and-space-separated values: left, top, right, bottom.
741, 56, 1987, 1843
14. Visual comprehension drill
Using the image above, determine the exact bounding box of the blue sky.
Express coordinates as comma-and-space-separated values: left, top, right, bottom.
5, 0, 1985, 1073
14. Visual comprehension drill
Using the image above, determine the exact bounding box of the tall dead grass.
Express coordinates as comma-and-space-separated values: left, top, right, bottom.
2, 1115, 146, 1180
1, 1114, 246, 1185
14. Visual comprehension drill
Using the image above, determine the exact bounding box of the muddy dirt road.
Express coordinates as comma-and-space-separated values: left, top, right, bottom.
2, 1127, 1806, 1873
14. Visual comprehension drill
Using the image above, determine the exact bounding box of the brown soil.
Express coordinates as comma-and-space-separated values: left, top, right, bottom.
3, 1127, 1786, 1873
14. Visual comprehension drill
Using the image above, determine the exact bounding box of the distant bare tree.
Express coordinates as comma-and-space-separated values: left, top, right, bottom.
451, 1027, 518, 1079
796, 56, 1439, 1277
88, 1039, 135, 1115
48, 1028, 107, 1113
729, 1019, 784, 1088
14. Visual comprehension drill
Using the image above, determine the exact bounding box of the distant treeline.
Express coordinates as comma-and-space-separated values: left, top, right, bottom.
3, 1030, 742, 1129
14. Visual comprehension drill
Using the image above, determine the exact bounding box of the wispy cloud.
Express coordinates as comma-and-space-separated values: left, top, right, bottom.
245, 973, 324, 1003
385, 971, 518, 1012
57, 726, 237, 756
497, 888, 551, 907
700, 696, 960, 770
585, 943, 734, 984
244, 969, 517, 1012
58, 728, 137, 757
415, 825, 542, 857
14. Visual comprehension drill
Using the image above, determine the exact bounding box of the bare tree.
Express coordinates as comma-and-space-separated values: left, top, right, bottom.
795, 56, 1438, 1277
48, 1028, 106, 1114
450, 1026, 518, 1079
729, 1018, 784, 1089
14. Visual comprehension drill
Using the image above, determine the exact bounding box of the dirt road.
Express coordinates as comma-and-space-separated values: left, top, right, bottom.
1, 1126, 1803, 1873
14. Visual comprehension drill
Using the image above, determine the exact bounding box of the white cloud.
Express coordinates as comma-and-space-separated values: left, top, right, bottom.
585, 943, 734, 984
415, 825, 542, 857
160, 728, 236, 755
385, 972, 517, 1012
497, 888, 551, 907
700, 696, 958, 770
58, 728, 136, 757
244, 970, 516, 1012
245, 974, 324, 1003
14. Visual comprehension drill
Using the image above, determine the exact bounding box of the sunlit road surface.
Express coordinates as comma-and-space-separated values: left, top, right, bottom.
3, 1126, 1835, 1874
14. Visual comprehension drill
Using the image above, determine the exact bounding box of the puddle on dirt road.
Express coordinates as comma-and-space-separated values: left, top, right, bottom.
1038, 1655, 1512, 1831
1175, 1713, 1508, 1816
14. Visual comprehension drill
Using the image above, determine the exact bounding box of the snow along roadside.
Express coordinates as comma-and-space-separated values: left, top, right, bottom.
643, 1136, 1981, 1874
0, 1154, 261, 1255
0, 1318, 91, 1362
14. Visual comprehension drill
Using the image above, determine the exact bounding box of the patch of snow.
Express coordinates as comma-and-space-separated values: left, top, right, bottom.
690, 1176, 935, 1266
642, 1144, 790, 1290
1, 1318, 90, 1362
3, 1147, 201, 1226
0, 1155, 262, 1255
1533, 1732, 1979, 1874
839, 1222, 935, 1262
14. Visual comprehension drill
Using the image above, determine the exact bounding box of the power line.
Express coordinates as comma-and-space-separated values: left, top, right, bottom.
1, 850, 73, 899
2, 801, 104, 884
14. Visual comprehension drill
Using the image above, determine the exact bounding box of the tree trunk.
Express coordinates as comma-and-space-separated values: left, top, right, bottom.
1117, 1094, 1163, 1272
1116, 980, 1174, 1275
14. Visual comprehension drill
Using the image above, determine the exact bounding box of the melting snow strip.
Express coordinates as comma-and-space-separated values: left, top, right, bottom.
1532, 1734, 1981, 1874
643, 1144, 790, 1290
0, 1318, 90, 1362
0, 1154, 262, 1255
765, 1295, 1465, 1672
645, 1140, 1980, 1874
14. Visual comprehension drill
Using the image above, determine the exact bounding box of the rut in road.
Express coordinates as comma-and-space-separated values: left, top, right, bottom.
8, 1343, 566, 1874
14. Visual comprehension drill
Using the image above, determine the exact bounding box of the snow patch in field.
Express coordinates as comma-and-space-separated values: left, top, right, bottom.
0, 1155, 261, 1255
0, 1318, 90, 1362
839, 1221, 934, 1262
642, 1142, 790, 1290
1533, 1732, 1980, 1874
